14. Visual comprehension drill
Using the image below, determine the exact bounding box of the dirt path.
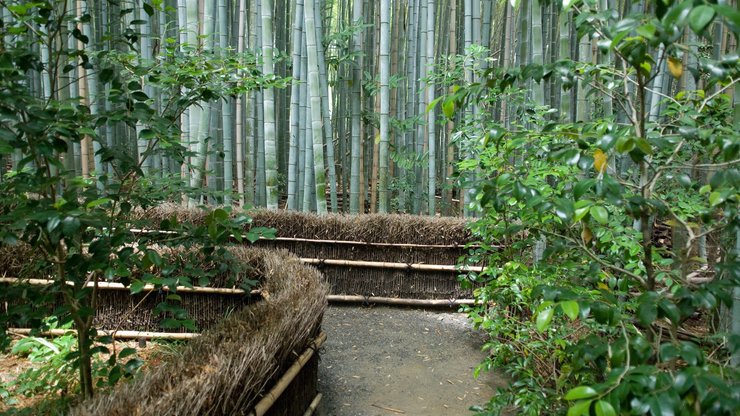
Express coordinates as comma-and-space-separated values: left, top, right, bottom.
316, 305, 506, 416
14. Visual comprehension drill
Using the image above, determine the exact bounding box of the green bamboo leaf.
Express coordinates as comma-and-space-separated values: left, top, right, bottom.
536, 307, 554, 332
426, 96, 443, 113
688, 5, 716, 34
590, 206, 609, 224
565, 386, 599, 400
442, 98, 455, 119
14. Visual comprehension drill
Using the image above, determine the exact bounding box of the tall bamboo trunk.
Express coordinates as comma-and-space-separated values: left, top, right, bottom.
261, 0, 279, 209
305, 0, 328, 214
426, 0, 436, 215
378, 0, 391, 213
287, 0, 305, 210
349, 0, 364, 214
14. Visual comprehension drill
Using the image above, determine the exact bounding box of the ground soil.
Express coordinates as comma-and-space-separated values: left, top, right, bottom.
317, 305, 506, 416
0, 338, 161, 414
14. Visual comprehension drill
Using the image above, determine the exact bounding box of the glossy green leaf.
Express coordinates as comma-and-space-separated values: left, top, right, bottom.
714, 4, 740, 33
561, 301, 580, 321
659, 299, 681, 325
590, 206, 609, 224
689, 5, 716, 33
637, 297, 658, 326
567, 399, 593, 416
676, 174, 692, 188
118, 347, 137, 359
709, 191, 725, 206
575, 206, 590, 222
615, 136, 635, 153
87, 198, 112, 209
565, 385, 599, 400
536, 307, 555, 332
594, 400, 617, 416
634, 137, 653, 155
130, 280, 146, 294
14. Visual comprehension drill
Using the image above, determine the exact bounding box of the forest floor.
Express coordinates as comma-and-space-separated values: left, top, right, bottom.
317, 305, 507, 416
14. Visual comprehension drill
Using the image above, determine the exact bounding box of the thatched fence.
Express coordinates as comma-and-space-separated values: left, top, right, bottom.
142, 206, 483, 303
1, 246, 329, 415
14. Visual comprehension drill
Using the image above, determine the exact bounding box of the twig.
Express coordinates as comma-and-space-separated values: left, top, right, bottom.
371, 404, 406, 414
537, 229, 648, 288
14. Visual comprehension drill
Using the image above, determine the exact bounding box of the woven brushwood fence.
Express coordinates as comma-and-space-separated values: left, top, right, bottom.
142, 206, 482, 301
0, 246, 329, 415
0, 244, 266, 333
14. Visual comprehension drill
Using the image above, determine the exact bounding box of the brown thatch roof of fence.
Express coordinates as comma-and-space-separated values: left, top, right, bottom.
71, 247, 328, 416
140, 204, 473, 246
0, 243, 262, 290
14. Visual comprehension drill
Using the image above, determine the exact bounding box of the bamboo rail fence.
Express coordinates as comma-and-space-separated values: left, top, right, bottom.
7, 328, 200, 340
248, 332, 327, 416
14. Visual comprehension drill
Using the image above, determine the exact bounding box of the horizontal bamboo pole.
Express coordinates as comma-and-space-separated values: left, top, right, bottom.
299, 258, 484, 273
0, 277, 260, 296
327, 295, 476, 307
128, 228, 489, 250
303, 393, 323, 416
8, 328, 200, 340
266, 236, 482, 249
249, 332, 327, 416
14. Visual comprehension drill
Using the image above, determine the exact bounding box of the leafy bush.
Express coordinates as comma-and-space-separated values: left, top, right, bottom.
446, 1, 740, 414
0, 1, 281, 400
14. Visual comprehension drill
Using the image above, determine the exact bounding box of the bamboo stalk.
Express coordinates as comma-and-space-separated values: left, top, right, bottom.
299, 258, 484, 273
8, 328, 200, 340
302, 393, 322, 416
248, 332, 327, 416
328, 295, 476, 306
0, 277, 261, 295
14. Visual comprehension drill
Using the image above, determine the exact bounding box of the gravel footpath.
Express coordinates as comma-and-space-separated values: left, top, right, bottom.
316, 305, 506, 416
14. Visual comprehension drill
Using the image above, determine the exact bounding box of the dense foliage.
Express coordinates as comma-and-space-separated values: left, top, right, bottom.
448, 0, 740, 414
0, 1, 277, 404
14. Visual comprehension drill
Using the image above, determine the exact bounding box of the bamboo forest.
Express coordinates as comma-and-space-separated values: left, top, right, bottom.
0, 0, 738, 415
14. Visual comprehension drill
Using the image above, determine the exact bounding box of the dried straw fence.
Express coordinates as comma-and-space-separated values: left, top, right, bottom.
143, 206, 484, 303
1, 246, 329, 415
